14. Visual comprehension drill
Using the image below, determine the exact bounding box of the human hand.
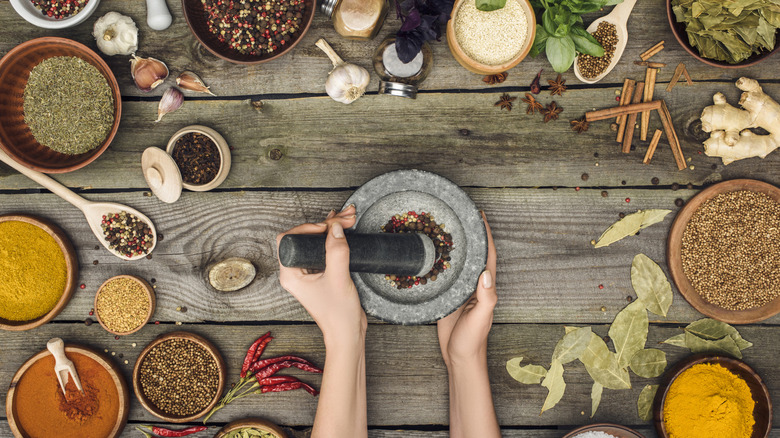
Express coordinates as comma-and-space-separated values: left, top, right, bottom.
437, 212, 497, 368
277, 205, 367, 347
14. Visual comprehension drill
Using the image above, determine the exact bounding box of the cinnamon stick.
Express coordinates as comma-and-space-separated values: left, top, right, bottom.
641, 68, 657, 141
640, 41, 665, 61
643, 129, 663, 164
634, 61, 667, 68
615, 78, 636, 126
657, 100, 686, 170
621, 82, 646, 154
681, 64, 694, 85
666, 63, 685, 92
585, 99, 660, 122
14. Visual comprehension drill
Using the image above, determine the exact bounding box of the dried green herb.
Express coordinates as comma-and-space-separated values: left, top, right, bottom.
584, 351, 631, 390
671, 0, 780, 64
580, 333, 613, 371
662, 333, 688, 348
541, 360, 566, 413
23, 56, 114, 155
685, 331, 743, 358
225, 428, 276, 438
628, 348, 667, 378
594, 209, 672, 248
552, 326, 592, 364
506, 357, 548, 384
637, 384, 658, 421
685, 318, 752, 350
591, 382, 603, 418
609, 300, 649, 368
631, 254, 673, 317
662, 318, 753, 355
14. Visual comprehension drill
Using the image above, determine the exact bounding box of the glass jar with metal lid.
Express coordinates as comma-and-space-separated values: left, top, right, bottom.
320, 0, 389, 40
372, 36, 433, 99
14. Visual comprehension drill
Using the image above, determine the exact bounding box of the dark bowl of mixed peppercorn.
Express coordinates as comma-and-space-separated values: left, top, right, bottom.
182, 0, 315, 64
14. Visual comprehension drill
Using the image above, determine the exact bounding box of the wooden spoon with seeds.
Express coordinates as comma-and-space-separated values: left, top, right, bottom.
574, 0, 638, 84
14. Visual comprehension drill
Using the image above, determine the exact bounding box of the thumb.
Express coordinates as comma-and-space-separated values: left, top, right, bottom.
324, 222, 350, 278
472, 269, 497, 318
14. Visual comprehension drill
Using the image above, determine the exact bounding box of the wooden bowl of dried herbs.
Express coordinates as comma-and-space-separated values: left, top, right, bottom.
214, 418, 287, 438
0, 37, 121, 173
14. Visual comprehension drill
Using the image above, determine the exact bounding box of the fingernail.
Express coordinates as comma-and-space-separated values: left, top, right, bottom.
341, 204, 355, 212
326, 209, 336, 218
481, 270, 493, 288
332, 222, 345, 238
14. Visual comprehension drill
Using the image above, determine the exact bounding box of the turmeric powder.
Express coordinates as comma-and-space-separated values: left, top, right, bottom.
663, 363, 755, 438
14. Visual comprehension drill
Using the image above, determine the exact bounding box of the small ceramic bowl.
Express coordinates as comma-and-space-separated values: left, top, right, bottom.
447, 0, 536, 75
94, 275, 156, 336
133, 331, 227, 423
667, 179, 780, 324
9, 0, 101, 29
666, 0, 779, 68
0, 214, 78, 331
6, 344, 130, 438
166, 125, 231, 192
214, 418, 287, 438
653, 354, 772, 438
181, 0, 315, 64
564, 423, 646, 438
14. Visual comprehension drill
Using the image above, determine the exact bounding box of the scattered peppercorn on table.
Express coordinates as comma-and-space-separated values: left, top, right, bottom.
1, 0, 780, 435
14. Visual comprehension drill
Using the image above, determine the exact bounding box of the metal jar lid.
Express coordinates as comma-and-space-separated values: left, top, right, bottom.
379, 81, 418, 99
319, 0, 338, 17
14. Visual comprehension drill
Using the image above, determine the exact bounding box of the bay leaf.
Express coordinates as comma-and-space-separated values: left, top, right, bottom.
731, 333, 753, 351
609, 300, 649, 368
594, 209, 671, 248
541, 360, 566, 413
685, 318, 752, 350
637, 384, 659, 421
631, 254, 673, 317
585, 352, 632, 390
580, 333, 613, 370
507, 357, 548, 384
564, 326, 577, 334
552, 326, 593, 364
684, 331, 742, 358
662, 333, 688, 348
629, 348, 667, 378
591, 382, 603, 418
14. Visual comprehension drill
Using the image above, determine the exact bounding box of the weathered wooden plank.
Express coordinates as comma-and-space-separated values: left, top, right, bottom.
0, 0, 776, 97
1, 188, 779, 325
0, 324, 777, 428
0, 83, 777, 190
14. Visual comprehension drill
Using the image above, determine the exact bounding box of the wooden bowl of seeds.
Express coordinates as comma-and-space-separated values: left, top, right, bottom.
667, 179, 780, 324
214, 418, 287, 438
133, 331, 226, 423
94, 275, 155, 336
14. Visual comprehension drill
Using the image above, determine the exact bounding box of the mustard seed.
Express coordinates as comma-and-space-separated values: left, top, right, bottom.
96, 277, 150, 333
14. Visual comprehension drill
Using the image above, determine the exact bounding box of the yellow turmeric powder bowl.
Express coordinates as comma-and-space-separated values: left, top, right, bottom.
654, 355, 772, 438
0, 214, 78, 331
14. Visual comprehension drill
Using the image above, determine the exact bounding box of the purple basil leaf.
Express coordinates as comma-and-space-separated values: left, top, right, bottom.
396, 33, 424, 63
400, 8, 422, 31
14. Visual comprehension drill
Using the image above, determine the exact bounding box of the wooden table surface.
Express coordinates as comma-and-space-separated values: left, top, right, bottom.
2, 0, 780, 436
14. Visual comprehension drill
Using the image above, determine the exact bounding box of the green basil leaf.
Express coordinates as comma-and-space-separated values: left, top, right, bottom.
531, 25, 550, 57
542, 9, 557, 36
637, 384, 658, 421
476, 0, 508, 11
546, 35, 576, 73
571, 25, 605, 56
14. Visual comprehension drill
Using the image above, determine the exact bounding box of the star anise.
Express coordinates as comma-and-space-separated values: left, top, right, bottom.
495, 93, 517, 111
541, 101, 563, 123
521, 93, 543, 115
483, 72, 508, 85
548, 74, 567, 96
570, 117, 589, 133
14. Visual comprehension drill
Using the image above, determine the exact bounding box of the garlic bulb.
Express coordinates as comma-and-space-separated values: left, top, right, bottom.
156, 87, 183, 122
315, 39, 370, 104
93, 12, 138, 56
131, 55, 169, 92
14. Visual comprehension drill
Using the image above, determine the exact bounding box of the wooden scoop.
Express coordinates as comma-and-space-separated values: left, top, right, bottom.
46, 338, 83, 395
574, 0, 638, 84
0, 149, 157, 261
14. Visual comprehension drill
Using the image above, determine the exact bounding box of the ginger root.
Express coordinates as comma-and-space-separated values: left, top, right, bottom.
700, 77, 779, 165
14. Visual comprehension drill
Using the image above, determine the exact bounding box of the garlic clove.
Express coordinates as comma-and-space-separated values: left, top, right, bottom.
176, 71, 216, 96
155, 87, 183, 122
131, 55, 169, 92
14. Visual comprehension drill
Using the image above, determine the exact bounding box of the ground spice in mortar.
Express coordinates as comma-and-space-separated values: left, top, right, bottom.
138, 338, 220, 416
96, 277, 150, 333
0, 221, 67, 321
381, 211, 452, 289
454, 0, 528, 66
23, 57, 114, 155
663, 363, 754, 438
29, 0, 89, 18
101, 211, 153, 258
576, 22, 618, 79
681, 190, 780, 310
172, 132, 220, 185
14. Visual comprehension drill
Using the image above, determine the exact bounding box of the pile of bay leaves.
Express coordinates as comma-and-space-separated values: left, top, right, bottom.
671, 0, 780, 64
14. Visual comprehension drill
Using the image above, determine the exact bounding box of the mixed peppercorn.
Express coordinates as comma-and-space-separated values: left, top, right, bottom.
381, 211, 453, 290
100, 211, 153, 258
201, 0, 306, 56
29, 0, 88, 19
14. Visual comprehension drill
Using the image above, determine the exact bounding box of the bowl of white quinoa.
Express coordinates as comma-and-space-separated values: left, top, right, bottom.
447, 0, 535, 74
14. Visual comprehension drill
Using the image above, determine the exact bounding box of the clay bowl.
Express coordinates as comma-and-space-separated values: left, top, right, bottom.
564, 423, 645, 438
667, 179, 780, 324
166, 125, 232, 191
214, 418, 288, 438
0, 214, 78, 331
447, 0, 536, 75
6, 344, 130, 438
0, 37, 121, 173
133, 331, 227, 423
653, 354, 772, 438
94, 275, 156, 336
181, 0, 315, 65
667, 0, 779, 68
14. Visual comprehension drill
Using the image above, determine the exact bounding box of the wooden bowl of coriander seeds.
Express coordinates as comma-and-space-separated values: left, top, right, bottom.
133, 331, 226, 423
667, 179, 780, 324
94, 275, 155, 335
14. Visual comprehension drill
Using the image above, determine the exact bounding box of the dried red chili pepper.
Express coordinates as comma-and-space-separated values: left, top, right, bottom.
254, 360, 323, 379
256, 375, 299, 386
139, 425, 207, 437
260, 381, 319, 396
241, 332, 271, 378
248, 355, 319, 374
251, 335, 274, 364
